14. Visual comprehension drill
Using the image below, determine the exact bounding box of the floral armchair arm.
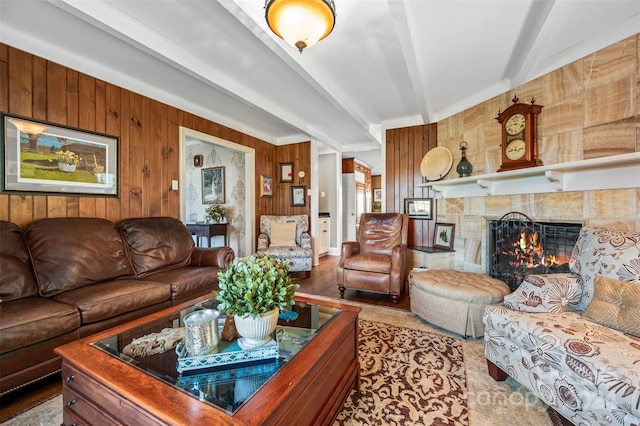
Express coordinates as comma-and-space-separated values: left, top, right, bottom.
257, 233, 269, 250
300, 232, 311, 249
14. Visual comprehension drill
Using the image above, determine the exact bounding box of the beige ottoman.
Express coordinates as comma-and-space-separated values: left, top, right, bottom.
408, 269, 511, 338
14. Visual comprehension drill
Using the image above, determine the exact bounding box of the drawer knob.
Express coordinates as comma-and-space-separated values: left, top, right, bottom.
66, 399, 76, 407
65, 375, 75, 383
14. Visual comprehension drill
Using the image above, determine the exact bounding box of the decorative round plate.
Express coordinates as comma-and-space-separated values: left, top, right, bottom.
420, 147, 453, 181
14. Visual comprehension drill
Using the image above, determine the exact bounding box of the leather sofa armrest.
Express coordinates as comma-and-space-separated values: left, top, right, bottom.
300, 232, 312, 249
190, 247, 235, 268
258, 233, 269, 250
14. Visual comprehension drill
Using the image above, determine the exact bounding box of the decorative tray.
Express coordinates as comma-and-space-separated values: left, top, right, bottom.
176, 337, 279, 373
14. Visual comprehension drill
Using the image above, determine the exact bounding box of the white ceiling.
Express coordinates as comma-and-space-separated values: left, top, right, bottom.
1, 0, 639, 174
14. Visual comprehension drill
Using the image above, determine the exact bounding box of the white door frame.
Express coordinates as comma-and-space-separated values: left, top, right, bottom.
179, 127, 255, 258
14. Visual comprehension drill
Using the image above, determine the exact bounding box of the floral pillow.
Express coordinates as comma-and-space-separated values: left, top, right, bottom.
569, 227, 640, 311
503, 273, 582, 313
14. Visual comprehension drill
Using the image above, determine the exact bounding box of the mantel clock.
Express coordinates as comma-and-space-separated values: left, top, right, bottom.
496, 96, 543, 172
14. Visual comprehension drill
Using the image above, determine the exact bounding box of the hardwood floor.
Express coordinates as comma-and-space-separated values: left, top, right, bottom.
0, 255, 410, 421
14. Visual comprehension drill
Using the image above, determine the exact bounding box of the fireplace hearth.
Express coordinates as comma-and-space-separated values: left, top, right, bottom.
488, 212, 582, 290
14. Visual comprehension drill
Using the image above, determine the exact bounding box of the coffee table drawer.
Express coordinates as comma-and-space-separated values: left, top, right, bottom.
62, 362, 166, 426
63, 388, 120, 426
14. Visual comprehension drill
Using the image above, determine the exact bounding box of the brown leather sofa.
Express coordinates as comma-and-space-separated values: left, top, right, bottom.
0, 216, 234, 395
337, 213, 408, 303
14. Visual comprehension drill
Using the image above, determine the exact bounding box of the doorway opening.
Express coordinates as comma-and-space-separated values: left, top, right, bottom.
179, 127, 255, 258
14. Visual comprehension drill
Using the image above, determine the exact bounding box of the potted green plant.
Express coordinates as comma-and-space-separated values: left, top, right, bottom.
214, 253, 299, 349
205, 204, 226, 223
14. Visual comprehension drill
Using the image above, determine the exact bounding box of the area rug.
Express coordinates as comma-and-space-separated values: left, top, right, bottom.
335, 319, 467, 425
1, 295, 556, 425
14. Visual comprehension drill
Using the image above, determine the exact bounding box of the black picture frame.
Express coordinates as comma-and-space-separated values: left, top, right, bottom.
404, 198, 434, 220
434, 223, 455, 250
1, 113, 119, 197
279, 162, 293, 183
201, 166, 225, 204
290, 186, 306, 206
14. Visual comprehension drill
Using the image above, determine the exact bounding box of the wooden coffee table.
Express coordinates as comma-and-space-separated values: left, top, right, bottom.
54, 294, 360, 425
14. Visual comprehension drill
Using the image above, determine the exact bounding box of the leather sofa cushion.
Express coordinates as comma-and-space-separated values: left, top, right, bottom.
139, 265, 219, 300
25, 218, 135, 297
0, 221, 38, 301
119, 217, 194, 277
52, 279, 171, 324
0, 297, 80, 354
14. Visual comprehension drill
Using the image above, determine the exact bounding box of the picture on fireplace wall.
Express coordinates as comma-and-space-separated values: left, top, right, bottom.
1, 113, 119, 197
404, 198, 433, 220
434, 223, 455, 250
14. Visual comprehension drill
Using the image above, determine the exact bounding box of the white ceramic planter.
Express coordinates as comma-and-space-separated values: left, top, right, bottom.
58, 162, 76, 172
234, 308, 279, 350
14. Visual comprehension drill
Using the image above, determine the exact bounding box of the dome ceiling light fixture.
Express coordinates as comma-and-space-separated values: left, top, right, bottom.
265, 0, 336, 53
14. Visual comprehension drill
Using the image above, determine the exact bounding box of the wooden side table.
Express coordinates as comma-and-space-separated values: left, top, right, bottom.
185, 223, 228, 247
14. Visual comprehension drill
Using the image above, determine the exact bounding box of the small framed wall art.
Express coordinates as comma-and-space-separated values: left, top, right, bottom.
202, 166, 225, 204
290, 186, 306, 206
279, 162, 293, 183
434, 223, 455, 251
260, 175, 273, 197
404, 198, 433, 220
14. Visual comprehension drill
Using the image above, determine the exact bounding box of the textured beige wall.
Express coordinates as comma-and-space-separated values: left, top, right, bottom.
434, 34, 640, 273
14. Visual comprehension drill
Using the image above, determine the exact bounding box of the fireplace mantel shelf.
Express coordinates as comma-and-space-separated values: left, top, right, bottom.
417, 152, 640, 198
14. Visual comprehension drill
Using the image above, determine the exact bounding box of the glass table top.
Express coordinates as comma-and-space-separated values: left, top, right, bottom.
91, 299, 341, 414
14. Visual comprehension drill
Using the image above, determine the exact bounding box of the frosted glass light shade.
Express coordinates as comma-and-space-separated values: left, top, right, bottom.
265, 0, 336, 53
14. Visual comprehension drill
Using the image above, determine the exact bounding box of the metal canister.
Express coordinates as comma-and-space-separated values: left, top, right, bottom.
184, 309, 220, 356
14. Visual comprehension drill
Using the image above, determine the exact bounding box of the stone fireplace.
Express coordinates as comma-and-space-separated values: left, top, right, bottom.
487, 212, 582, 290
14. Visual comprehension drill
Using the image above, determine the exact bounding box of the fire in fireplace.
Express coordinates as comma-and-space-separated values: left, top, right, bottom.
488, 212, 582, 290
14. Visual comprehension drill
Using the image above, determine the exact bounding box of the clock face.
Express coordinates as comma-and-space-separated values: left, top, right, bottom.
505, 113, 526, 136
505, 139, 526, 160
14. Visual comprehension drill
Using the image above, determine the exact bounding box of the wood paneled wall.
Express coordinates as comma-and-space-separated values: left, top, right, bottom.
385, 123, 437, 246
0, 44, 310, 232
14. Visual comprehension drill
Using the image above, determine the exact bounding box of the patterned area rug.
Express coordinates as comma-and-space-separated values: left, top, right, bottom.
2, 297, 557, 425
335, 319, 468, 425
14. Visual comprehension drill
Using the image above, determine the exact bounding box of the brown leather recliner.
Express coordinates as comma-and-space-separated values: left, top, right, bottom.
337, 213, 409, 304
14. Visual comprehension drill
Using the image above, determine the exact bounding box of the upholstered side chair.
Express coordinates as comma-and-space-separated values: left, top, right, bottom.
337, 213, 409, 303
257, 215, 312, 277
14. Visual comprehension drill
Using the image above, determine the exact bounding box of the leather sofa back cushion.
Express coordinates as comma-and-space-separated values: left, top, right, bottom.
583, 275, 640, 337
358, 213, 404, 255
25, 218, 135, 297
0, 221, 38, 300
119, 217, 194, 277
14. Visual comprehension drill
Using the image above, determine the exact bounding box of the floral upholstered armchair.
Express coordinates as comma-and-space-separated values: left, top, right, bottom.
483, 227, 640, 425
257, 215, 312, 277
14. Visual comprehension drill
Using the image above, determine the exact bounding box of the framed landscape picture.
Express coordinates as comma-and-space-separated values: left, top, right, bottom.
1, 113, 119, 196
202, 166, 225, 204
404, 198, 433, 220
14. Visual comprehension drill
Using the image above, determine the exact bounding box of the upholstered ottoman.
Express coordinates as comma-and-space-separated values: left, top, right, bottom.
408, 269, 510, 338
